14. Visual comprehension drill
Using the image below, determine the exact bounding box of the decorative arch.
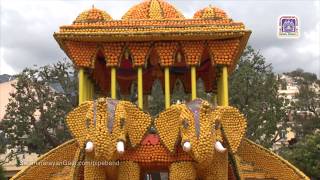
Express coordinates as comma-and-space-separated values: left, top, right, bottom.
127, 42, 151, 67
143, 47, 163, 95
154, 42, 179, 67
181, 41, 205, 66
197, 44, 217, 93
207, 39, 240, 66
173, 43, 186, 67
65, 41, 98, 68
92, 49, 110, 95
102, 42, 125, 67
116, 47, 135, 95
119, 46, 134, 67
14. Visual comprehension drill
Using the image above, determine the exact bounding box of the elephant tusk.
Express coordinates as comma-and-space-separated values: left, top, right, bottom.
85, 141, 94, 153
215, 141, 227, 153
183, 141, 191, 152
116, 141, 125, 154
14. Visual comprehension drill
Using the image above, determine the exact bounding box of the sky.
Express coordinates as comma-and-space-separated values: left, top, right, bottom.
0, 0, 319, 77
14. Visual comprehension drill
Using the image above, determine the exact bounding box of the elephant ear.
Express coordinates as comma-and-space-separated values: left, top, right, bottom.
155, 105, 182, 152
66, 101, 93, 146
215, 106, 247, 153
122, 102, 151, 147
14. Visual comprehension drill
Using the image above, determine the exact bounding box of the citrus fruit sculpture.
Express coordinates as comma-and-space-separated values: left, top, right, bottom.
12, 0, 309, 179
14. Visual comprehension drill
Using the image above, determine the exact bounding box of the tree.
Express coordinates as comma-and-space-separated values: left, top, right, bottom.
285, 69, 320, 139
278, 70, 320, 178
0, 61, 77, 159
229, 46, 288, 148
0, 165, 5, 180
149, 80, 165, 116
171, 79, 188, 104
279, 132, 320, 179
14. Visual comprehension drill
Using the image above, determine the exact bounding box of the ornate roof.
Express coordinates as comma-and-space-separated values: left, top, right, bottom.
73, 7, 112, 24
53, 0, 251, 75
55, 2, 249, 43
194, 6, 228, 19
122, 0, 184, 20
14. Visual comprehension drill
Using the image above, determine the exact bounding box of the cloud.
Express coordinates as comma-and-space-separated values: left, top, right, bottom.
261, 21, 320, 76
0, 0, 319, 77
297, 22, 320, 57
0, 48, 15, 74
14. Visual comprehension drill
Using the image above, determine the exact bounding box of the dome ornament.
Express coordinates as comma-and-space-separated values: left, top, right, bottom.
122, 0, 185, 20
193, 5, 228, 19
73, 6, 112, 24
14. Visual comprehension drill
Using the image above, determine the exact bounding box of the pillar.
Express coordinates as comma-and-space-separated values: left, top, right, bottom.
88, 78, 93, 100
164, 67, 170, 109
137, 67, 143, 109
191, 66, 197, 100
111, 67, 117, 99
84, 74, 89, 101
78, 68, 85, 104
217, 73, 222, 106
222, 66, 229, 106
87, 77, 91, 100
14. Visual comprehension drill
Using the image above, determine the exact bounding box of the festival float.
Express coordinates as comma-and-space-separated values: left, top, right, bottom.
12, 0, 309, 179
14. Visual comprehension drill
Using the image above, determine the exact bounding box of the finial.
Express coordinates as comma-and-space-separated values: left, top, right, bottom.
92, 4, 95, 9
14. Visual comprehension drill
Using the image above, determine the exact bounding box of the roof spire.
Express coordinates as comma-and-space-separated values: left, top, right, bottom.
149, 0, 163, 19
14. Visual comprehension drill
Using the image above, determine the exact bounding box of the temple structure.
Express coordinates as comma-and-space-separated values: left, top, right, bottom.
12, 0, 309, 179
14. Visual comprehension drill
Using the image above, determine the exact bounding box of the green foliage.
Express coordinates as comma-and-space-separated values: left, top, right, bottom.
196, 79, 215, 103
171, 79, 188, 104
285, 69, 318, 83
0, 165, 5, 180
279, 69, 320, 178
285, 69, 320, 139
149, 80, 165, 116
0, 132, 5, 154
280, 132, 320, 179
229, 46, 287, 148
0, 61, 77, 156
148, 74, 214, 116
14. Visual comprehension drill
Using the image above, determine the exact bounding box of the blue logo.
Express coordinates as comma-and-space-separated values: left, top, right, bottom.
278, 16, 299, 38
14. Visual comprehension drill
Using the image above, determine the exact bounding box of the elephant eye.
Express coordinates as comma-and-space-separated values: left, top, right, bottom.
120, 118, 125, 129
182, 119, 189, 129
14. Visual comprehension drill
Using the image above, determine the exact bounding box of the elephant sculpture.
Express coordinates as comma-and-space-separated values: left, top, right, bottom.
66, 97, 151, 179
68, 98, 246, 180
12, 98, 309, 180
155, 98, 247, 180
